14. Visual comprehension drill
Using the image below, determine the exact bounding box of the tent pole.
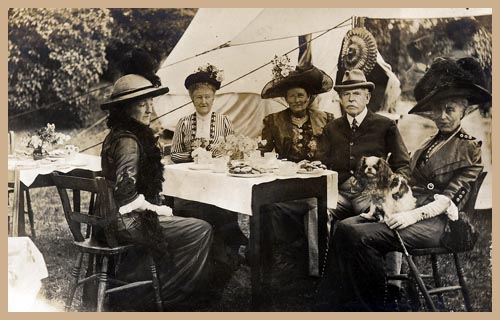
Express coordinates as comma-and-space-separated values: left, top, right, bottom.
352, 16, 365, 28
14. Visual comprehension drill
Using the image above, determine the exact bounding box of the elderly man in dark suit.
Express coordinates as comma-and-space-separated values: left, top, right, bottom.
323, 69, 411, 220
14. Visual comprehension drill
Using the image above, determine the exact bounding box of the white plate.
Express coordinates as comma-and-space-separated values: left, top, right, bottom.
67, 160, 87, 167
297, 168, 324, 174
227, 173, 264, 178
188, 164, 212, 170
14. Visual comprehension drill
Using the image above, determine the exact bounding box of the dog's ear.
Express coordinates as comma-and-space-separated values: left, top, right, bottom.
378, 158, 392, 188
354, 156, 367, 189
355, 157, 367, 178
392, 176, 410, 200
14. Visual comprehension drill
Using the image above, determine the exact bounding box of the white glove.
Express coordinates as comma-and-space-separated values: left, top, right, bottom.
141, 201, 173, 217
149, 204, 173, 217
119, 194, 173, 217
386, 195, 451, 230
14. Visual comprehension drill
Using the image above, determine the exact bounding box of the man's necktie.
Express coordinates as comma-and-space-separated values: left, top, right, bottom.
351, 118, 358, 133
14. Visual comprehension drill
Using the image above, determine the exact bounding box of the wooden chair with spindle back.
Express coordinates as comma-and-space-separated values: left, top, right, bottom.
52, 172, 163, 312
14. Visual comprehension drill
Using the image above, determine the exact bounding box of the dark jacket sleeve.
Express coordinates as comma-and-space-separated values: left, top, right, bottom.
386, 120, 411, 180
111, 137, 141, 207
442, 143, 483, 211
259, 114, 276, 154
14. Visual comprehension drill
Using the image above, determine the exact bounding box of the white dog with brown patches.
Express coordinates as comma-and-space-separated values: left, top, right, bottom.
355, 156, 417, 222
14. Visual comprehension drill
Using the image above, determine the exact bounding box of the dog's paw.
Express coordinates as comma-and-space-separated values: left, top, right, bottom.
374, 213, 385, 223
360, 213, 377, 221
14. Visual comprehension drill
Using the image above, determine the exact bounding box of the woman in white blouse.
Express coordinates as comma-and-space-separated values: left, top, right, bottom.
170, 64, 233, 163
171, 65, 247, 274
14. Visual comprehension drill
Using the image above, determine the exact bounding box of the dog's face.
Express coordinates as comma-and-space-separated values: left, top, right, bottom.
356, 156, 393, 187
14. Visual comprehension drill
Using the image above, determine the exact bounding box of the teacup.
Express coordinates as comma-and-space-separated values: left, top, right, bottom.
263, 152, 279, 167
211, 157, 228, 173
277, 161, 298, 176
65, 145, 80, 161
197, 152, 212, 165
248, 150, 263, 167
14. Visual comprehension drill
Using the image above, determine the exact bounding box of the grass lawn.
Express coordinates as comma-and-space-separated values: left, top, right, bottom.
22, 182, 491, 311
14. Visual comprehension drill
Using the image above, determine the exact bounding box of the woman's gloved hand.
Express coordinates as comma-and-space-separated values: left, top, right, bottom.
386, 195, 451, 230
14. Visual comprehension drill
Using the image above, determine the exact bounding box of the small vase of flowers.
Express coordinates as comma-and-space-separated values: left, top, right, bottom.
24, 123, 70, 160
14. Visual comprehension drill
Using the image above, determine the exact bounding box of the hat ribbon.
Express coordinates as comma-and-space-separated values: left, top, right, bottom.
111, 85, 156, 99
341, 80, 369, 85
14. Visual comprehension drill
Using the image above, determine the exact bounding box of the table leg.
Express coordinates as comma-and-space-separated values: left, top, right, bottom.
317, 194, 328, 274
11, 171, 21, 237
17, 186, 27, 236
250, 200, 273, 310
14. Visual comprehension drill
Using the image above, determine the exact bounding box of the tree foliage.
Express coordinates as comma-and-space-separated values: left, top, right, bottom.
8, 8, 196, 127
8, 8, 112, 126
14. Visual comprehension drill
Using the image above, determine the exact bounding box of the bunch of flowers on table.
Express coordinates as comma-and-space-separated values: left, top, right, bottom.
215, 134, 263, 161
23, 123, 70, 159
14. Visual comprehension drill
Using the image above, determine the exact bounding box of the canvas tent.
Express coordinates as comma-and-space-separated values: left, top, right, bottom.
154, 8, 491, 139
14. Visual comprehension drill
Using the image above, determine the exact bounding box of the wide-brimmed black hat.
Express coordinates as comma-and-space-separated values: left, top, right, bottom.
333, 69, 375, 92
101, 74, 169, 110
261, 65, 333, 99
409, 57, 491, 117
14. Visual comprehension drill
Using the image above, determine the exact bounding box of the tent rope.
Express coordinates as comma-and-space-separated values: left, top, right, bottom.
33, 17, 354, 153
8, 84, 111, 120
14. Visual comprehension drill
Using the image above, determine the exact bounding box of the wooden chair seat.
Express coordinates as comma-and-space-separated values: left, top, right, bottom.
72, 239, 134, 255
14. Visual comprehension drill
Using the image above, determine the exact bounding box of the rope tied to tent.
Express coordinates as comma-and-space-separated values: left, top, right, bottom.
58, 17, 354, 152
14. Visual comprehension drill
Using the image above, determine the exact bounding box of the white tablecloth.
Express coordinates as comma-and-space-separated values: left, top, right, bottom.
8, 154, 102, 187
8, 237, 50, 311
163, 162, 338, 215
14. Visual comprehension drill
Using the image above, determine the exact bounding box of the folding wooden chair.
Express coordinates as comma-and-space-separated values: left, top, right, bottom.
52, 172, 163, 312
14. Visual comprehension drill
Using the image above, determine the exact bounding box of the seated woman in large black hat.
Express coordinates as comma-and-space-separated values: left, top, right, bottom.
100, 74, 213, 310
316, 57, 490, 311
171, 64, 248, 271
260, 58, 334, 275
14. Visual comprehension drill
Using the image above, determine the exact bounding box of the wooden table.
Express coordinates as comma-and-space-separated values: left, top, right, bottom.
8, 154, 102, 237
163, 163, 338, 309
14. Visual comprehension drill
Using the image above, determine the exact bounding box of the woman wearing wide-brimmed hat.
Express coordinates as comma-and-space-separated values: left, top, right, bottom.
316, 57, 490, 311
171, 64, 248, 273
260, 62, 335, 162
100, 74, 212, 310
259, 61, 334, 275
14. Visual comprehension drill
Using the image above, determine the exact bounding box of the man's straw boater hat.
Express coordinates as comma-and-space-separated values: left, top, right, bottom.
101, 74, 169, 110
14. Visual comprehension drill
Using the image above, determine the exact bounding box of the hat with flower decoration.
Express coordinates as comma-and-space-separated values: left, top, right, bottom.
185, 63, 225, 90
261, 55, 333, 99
